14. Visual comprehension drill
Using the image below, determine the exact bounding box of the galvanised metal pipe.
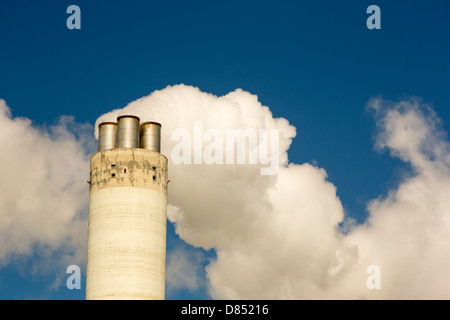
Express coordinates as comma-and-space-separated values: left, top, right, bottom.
98, 122, 118, 151
116, 115, 140, 148
139, 122, 161, 153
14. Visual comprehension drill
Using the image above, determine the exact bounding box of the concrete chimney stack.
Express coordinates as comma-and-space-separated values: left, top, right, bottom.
86, 116, 168, 300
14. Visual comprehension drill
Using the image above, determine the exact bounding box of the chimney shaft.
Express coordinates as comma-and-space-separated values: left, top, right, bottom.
88, 114, 168, 300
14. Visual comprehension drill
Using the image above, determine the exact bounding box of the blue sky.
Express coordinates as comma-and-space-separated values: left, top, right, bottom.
0, 1, 449, 299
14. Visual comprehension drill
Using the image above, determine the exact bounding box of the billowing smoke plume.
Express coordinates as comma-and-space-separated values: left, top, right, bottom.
2, 84, 450, 299
96, 85, 450, 299
0, 99, 92, 271
342, 99, 450, 299
96, 85, 297, 250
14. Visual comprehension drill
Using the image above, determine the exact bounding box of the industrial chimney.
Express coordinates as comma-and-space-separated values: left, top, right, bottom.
86, 115, 168, 300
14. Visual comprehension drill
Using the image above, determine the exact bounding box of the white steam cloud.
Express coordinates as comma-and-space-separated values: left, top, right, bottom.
166, 245, 206, 295
96, 85, 450, 299
342, 99, 450, 299
0, 99, 92, 271
2, 84, 450, 299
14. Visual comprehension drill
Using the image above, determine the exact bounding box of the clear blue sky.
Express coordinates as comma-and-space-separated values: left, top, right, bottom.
0, 0, 449, 299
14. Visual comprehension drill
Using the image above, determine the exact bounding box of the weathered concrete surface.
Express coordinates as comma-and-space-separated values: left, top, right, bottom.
86, 148, 168, 300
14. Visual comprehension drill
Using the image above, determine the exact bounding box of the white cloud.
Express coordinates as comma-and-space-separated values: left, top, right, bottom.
166, 245, 206, 295
3, 84, 449, 300
99, 87, 450, 299
342, 98, 450, 299
96, 85, 297, 251
0, 99, 92, 271
207, 163, 350, 299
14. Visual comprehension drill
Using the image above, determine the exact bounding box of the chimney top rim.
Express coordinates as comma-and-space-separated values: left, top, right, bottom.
117, 115, 141, 121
